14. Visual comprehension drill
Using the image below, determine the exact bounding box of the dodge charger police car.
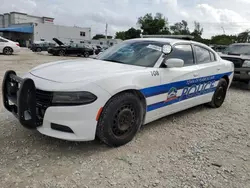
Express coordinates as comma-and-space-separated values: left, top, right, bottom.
2, 36, 234, 147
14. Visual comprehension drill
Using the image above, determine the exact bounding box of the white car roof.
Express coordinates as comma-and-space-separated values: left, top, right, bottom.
126, 38, 208, 47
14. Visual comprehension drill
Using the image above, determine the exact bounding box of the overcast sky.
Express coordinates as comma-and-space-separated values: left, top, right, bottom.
1, 0, 250, 38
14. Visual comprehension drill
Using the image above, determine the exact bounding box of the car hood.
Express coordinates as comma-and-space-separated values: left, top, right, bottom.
52, 38, 64, 46
30, 58, 146, 83
220, 54, 250, 60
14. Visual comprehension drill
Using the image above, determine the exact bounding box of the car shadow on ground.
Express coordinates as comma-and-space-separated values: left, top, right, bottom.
0, 53, 19, 56
140, 104, 206, 133
29, 130, 110, 154
230, 81, 250, 91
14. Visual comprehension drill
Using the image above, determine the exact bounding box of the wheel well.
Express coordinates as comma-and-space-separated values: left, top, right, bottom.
4, 46, 13, 49
3, 46, 13, 50
222, 75, 229, 87
110, 89, 147, 122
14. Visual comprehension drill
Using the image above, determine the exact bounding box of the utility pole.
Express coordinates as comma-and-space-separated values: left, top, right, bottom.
105, 23, 108, 39
221, 26, 225, 35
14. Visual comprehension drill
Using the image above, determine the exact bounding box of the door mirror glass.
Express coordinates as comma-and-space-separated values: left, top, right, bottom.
162, 44, 172, 54
164, 58, 184, 68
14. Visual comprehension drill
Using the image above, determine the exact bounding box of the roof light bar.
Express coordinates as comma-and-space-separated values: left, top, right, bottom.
141, 35, 194, 40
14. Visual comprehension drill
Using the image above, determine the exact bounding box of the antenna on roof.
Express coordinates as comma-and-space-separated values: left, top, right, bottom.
141, 35, 194, 40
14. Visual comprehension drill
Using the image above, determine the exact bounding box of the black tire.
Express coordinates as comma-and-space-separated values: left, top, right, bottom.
36, 48, 42, 52
3, 47, 13, 55
83, 51, 89, 58
208, 78, 228, 108
96, 92, 144, 147
58, 50, 65, 56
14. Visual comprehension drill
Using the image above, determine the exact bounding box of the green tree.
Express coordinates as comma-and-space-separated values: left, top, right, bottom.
115, 31, 126, 40
92, 34, 112, 40
170, 20, 190, 35
137, 13, 169, 35
115, 27, 141, 40
211, 35, 237, 45
238, 30, 250, 43
191, 21, 203, 39
125, 28, 141, 39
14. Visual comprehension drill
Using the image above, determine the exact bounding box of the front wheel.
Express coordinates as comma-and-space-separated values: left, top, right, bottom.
36, 48, 42, 52
83, 52, 89, 58
208, 78, 228, 108
58, 50, 65, 56
96, 93, 144, 147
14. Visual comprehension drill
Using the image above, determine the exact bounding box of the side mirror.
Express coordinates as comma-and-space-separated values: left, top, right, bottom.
164, 58, 184, 68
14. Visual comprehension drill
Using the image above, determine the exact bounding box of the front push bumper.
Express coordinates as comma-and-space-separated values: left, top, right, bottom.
2, 70, 38, 129
234, 68, 250, 81
2, 70, 105, 141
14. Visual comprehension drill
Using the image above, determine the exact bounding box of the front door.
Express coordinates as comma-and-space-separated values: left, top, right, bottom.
67, 44, 78, 55
154, 44, 215, 118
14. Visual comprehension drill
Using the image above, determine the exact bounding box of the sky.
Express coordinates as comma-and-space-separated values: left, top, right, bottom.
1, 0, 250, 38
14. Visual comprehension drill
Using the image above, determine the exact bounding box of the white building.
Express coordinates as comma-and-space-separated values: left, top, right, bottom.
83, 39, 123, 48
0, 12, 91, 47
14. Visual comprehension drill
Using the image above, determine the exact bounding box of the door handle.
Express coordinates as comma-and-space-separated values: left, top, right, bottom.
193, 73, 199, 77
217, 68, 221, 71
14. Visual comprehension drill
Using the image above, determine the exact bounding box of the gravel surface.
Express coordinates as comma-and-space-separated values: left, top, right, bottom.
0, 49, 250, 188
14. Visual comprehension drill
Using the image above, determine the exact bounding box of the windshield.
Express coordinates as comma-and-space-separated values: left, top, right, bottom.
97, 40, 165, 67
226, 44, 250, 55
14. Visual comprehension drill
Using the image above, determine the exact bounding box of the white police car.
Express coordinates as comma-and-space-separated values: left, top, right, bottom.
2, 35, 234, 147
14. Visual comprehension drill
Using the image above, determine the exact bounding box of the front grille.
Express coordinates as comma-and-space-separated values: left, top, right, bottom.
36, 89, 53, 108
221, 57, 243, 68
36, 89, 53, 123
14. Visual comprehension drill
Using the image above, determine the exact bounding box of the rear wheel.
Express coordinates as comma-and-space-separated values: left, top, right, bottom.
208, 78, 228, 108
58, 50, 65, 56
83, 52, 89, 58
36, 48, 42, 52
96, 92, 143, 147
3, 47, 13, 55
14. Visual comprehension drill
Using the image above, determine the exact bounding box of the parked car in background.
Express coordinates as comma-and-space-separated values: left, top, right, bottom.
30, 41, 56, 52
48, 38, 94, 57
0, 36, 20, 55
211, 45, 228, 53
220, 43, 250, 86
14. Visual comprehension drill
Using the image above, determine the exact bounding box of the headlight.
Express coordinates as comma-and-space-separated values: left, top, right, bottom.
52, 91, 97, 105
242, 60, 250, 67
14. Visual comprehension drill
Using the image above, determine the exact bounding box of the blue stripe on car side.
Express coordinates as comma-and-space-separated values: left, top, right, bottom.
147, 87, 216, 112
140, 72, 232, 98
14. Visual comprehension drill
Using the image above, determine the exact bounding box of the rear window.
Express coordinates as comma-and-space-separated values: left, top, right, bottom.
194, 46, 211, 64
0, 38, 8, 42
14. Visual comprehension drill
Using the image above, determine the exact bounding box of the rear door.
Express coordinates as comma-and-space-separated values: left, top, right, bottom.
67, 44, 78, 55
192, 44, 226, 99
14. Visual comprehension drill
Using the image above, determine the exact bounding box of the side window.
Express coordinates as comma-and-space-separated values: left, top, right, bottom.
194, 45, 211, 64
166, 44, 194, 66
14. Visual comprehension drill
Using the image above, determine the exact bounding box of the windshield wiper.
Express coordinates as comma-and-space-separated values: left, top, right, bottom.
102, 59, 124, 64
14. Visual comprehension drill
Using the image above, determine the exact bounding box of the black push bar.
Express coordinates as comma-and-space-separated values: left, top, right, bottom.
2, 70, 39, 129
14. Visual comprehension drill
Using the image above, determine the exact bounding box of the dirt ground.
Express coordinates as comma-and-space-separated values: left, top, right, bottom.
0, 49, 250, 188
